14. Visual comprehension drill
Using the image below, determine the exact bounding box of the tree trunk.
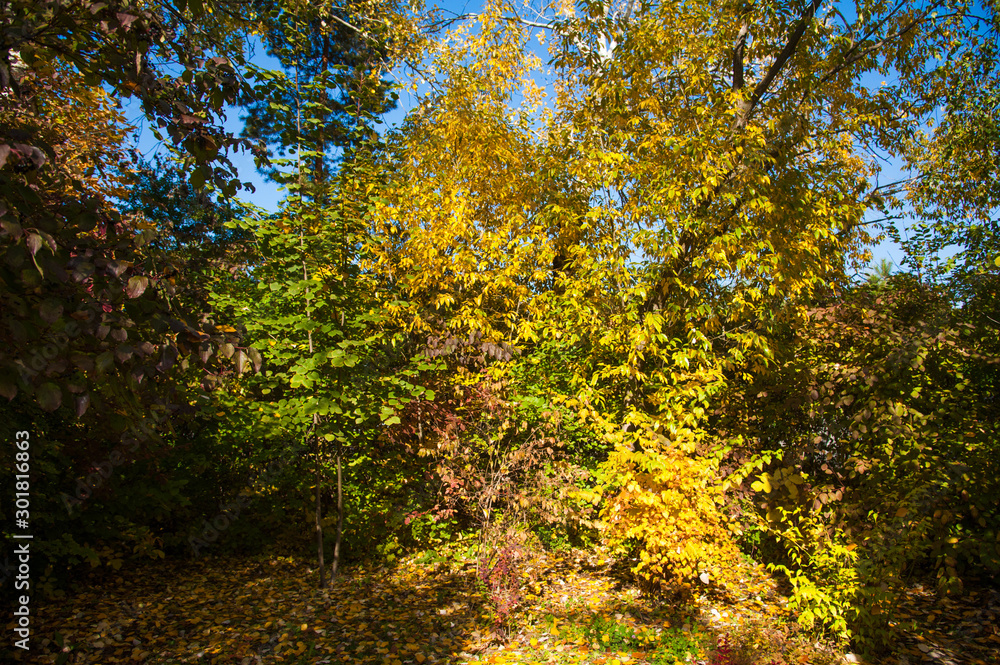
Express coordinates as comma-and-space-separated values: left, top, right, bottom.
315, 436, 325, 587
329, 439, 343, 582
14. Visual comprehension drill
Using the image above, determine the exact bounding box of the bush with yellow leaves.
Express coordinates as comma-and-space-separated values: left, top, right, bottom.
601, 427, 744, 596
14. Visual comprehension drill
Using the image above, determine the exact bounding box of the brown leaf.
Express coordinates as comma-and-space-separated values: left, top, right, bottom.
0, 378, 17, 400
157, 345, 178, 372
107, 260, 129, 277
126, 275, 149, 298
0, 219, 21, 238
247, 347, 263, 372
26, 232, 42, 257
76, 393, 91, 417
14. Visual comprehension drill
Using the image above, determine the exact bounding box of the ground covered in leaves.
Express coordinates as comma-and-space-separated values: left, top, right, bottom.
6, 547, 1000, 665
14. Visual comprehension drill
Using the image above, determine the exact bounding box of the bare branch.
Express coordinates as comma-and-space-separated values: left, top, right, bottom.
819, 9, 930, 84
326, 13, 366, 36
737, 0, 823, 129
732, 24, 749, 91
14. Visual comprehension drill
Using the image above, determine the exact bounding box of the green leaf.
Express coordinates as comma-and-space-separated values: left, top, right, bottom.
38, 299, 64, 324
37, 382, 62, 411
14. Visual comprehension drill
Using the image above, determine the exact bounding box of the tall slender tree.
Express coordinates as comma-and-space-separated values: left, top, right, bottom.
221, 0, 420, 585
241, 0, 398, 194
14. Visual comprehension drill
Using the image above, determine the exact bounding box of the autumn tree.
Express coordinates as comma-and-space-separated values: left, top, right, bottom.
719, 274, 1000, 646
204, 0, 432, 585
1, 0, 261, 412
366, 0, 1000, 647
0, 0, 281, 585
896, 31, 1000, 295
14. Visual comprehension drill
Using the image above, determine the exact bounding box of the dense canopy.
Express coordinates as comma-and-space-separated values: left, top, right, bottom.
2, 0, 998, 661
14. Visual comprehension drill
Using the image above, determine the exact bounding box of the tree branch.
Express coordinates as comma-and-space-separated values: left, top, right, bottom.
732, 24, 749, 91
737, 0, 823, 129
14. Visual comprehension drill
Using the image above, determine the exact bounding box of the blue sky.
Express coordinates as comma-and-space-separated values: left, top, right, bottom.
125, 0, 908, 273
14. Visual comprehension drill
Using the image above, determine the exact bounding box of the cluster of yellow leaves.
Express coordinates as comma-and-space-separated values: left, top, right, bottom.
4, 61, 132, 202
601, 428, 744, 594
366, 1, 559, 342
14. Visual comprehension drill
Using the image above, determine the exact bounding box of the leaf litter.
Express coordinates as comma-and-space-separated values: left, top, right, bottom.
8, 548, 999, 665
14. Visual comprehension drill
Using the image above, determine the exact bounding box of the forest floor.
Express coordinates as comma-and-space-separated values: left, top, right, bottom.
9, 545, 1000, 665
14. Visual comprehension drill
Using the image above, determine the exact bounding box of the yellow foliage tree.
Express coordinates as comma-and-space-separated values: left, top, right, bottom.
370, 0, 991, 607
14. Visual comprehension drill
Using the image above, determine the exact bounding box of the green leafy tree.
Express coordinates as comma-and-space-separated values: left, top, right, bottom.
898, 39, 1000, 296
206, 0, 426, 584
241, 0, 398, 189
722, 276, 1000, 648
